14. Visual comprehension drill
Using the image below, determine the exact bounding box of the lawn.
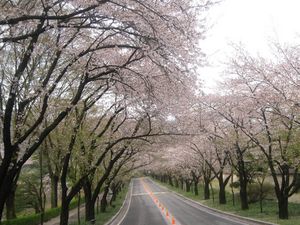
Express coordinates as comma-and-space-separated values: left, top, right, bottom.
2, 186, 128, 225
70, 186, 128, 225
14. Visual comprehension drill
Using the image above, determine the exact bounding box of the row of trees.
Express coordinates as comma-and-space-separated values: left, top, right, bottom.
149, 44, 300, 220
0, 0, 211, 224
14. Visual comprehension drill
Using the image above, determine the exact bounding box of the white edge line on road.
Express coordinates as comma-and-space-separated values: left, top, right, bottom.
150, 178, 277, 225
115, 180, 133, 225
171, 191, 249, 225
104, 180, 133, 225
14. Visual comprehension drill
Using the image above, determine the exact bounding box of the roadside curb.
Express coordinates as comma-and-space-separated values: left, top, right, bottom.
151, 179, 277, 225
104, 181, 132, 225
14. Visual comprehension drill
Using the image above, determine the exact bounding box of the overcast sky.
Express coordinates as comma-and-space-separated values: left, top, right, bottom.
199, 0, 300, 92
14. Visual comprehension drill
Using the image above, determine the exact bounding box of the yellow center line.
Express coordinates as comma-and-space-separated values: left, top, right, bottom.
140, 179, 179, 225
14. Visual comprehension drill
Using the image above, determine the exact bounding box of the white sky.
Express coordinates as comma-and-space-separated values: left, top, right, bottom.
199, 0, 300, 92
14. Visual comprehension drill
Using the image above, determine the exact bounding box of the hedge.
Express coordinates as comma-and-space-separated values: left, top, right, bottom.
2, 199, 81, 225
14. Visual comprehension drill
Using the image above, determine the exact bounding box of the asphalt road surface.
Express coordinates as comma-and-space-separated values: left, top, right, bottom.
113, 178, 265, 225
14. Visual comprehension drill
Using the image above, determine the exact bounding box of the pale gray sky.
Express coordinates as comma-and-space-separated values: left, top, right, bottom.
199, 0, 300, 92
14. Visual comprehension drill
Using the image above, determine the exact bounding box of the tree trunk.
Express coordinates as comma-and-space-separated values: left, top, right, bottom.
85, 200, 95, 224
0, 195, 5, 222
168, 175, 173, 186
0, 169, 16, 223
194, 181, 199, 196
34, 202, 41, 214
204, 179, 210, 200
230, 174, 235, 207
160, 175, 163, 182
174, 178, 179, 188
110, 183, 119, 205
278, 196, 289, 219
5, 169, 20, 220
5, 188, 16, 219
219, 182, 226, 204
77, 191, 81, 225
100, 186, 109, 212
237, 154, 249, 210
50, 176, 59, 208
210, 182, 215, 203
60, 200, 70, 225
239, 180, 248, 210
84, 182, 95, 223
179, 178, 184, 190
97, 197, 100, 214
185, 180, 191, 192
259, 189, 263, 213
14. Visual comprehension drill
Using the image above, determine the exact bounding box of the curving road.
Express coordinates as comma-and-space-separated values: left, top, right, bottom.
108, 178, 272, 225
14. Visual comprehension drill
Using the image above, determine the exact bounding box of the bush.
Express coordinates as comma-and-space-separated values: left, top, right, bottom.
2, 214, 40, 225
247, 183, 274, 203
230, 181, 240, 189
2, 198, 81, 225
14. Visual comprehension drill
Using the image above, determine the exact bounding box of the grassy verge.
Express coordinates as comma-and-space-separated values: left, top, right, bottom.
70, 186, 128, 225
154, 179, 300, 225
2, 199, 81, 225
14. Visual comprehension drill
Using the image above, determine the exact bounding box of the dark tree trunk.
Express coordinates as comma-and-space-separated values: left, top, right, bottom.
96, 197, 100, 214
219, 183, 226, 204
85, 200, 95, 224
168, 176, 173, 186
174, 178, 179, 188
278, 196, 288, 219
236, 150, 249, 210
185, 180, 191, 192
268, 158, 291, 220
84, 181, 95, 223
239, 179, 248, 210
50, 175, 59, 208
210, 182, 215, 203
0, 194, 5, 222
60, 202, 70, 225
204, 179, 210, 200
163, 175, 167, 183
34, 202, 41, 214
194, 181, 199, 196
110, 182, 120, 205
179, 178, 184, 190
0, 169, 17, 222
160, 175, 163, 183
5, 187, 16, 219
218, 175, 227, 204
230, 174, 235, 206
100, 186, 109, 212
77, 191, 81, 225
259, 189, 263, 213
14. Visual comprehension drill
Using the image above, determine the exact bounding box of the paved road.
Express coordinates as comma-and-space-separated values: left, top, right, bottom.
112, 178, 266, 225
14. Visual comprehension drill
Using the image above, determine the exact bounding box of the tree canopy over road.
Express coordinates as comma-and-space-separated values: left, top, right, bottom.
1, 1, 300, 225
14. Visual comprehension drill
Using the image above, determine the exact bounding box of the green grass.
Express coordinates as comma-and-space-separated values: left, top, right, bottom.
3, 187, 128, 225
154, 179, 300, 225
2, 198, 81, 225
70, 186, 128, 225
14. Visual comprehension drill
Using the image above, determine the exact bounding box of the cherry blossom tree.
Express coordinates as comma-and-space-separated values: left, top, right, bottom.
0, 0, 210, 222
202, 94, 256, 210
221, 44, 300, 219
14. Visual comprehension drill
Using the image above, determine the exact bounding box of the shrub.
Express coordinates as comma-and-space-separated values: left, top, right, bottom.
230, 181, 240, 189
2, 198, 81, 225
247, 183, 274, 203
